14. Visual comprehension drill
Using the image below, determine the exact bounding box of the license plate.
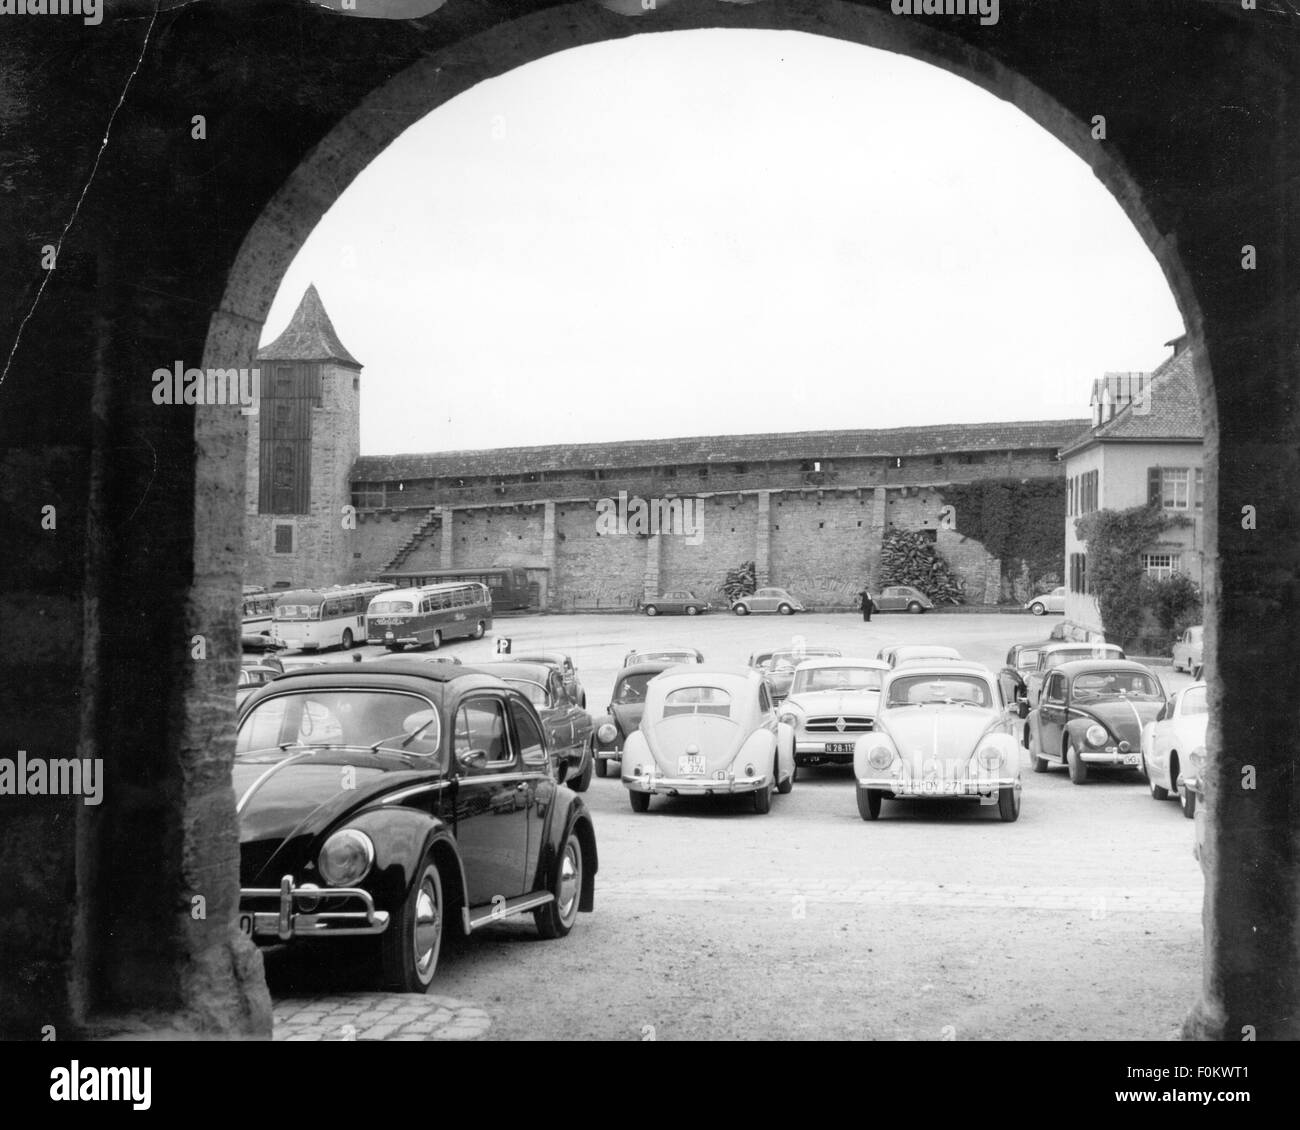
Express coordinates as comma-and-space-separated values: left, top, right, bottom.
238, 912, 255, 938
1123, 753, 1141, 765
678, 754, 705, 775
905, 779, 964, 795
825, 742, 855, 754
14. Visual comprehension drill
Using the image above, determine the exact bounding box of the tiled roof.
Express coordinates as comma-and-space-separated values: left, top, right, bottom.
1060, 341, 1204, 457
257, 284, 362, 368
353, 420, 1088, 481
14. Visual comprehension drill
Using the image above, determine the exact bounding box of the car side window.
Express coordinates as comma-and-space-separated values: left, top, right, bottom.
759, 683, 771, 713
508, 700, 546, 766
454, 699, 511, 773
1045, 674, 1065, 703
549, 671, 567, 704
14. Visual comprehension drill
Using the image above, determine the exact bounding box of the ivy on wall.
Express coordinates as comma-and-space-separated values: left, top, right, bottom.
942, 478, 1067, 600
1074, 504, 1190, 647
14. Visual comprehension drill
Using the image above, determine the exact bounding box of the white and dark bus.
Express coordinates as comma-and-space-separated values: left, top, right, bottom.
365, 582, 493, 651
271, 582, 396, 651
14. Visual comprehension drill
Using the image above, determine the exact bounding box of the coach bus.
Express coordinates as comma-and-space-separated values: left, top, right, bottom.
365, 581, 492, 651
375, 566, 531, 611
242, 588, 281, 647
271, 582, 396, 651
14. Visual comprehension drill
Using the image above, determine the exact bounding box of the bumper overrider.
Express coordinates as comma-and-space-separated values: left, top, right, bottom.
238, 874, 390, 941
624, 768, 772, 796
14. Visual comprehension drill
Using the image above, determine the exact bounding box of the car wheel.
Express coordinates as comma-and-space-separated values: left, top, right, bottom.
733, 603, 749, 615
907, 601, 923, 614
341, 628, 354, 650
776, 755, 793, 794
570, 744, 594, 793
1179, 780, 1197, 819
535, 828, 583, 939
645, 605, 658, 617
380, 851, 443, 992
686, 605, 698, 616
753, 780, 773, 813
472, 619, 485, 640
629, 790, 651, 813
856, 785, 882, 821
997, 786, 1020, 822
1030, 603, 1046, 616
1146, 752, 1170, 800
778, 603, 794, 615
1028, 725, 1048, 773
429, 630, 442, 651
1066, 741, 1089, 784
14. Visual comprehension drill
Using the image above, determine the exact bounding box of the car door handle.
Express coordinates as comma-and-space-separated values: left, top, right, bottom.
515, 782, 529, 793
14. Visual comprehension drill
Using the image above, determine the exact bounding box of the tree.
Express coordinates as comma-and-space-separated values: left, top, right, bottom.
879, 530, 965, 604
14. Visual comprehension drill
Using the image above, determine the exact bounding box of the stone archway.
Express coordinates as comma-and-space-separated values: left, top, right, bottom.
1, 0, 1294, 1040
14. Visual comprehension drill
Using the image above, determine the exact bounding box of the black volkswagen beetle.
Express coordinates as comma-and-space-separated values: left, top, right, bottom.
234, 664, 597, 992
591, 661, 674, 777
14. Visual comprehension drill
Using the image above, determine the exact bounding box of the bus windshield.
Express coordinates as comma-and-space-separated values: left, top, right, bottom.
274, 603, 320, 620
369, 598, 416, 615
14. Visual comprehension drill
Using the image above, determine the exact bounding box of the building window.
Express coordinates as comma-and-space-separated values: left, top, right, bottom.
273, 403, 290, 433
273, 445, 294, 491
1069, 552, 1088, 594
1194, 467, 1204, 510
1148, 466, 1191, 510
273, 524, 293, 554
1143, 553, 1182, 580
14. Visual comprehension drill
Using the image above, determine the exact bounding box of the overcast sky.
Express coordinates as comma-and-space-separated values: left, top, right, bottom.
261, 29, 1184, 456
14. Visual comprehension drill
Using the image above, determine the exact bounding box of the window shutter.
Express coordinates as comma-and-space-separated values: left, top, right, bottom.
1147, 467, 1162, 507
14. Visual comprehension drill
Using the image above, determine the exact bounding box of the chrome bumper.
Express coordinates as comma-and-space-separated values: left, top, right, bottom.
625, 771, 771, 796
859, 776, 1019, 798
239, 875, 390, 941
1081, 749, 1142, 766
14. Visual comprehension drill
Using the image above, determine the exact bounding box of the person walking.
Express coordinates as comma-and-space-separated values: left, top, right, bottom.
859, 585, 874, 623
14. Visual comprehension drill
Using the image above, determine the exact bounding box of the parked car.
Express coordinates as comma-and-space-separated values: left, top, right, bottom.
234, 663, 596, 991
731, 587, 804, 615
853, 662, 1023, 822
1027, 659, 1167, 784
640, 590, 712, 616
511, 651, 587, 707
591, 661, 674, 777
1141, 681, 1208, 818
872, 585, 934, 614
1003, 640, 1050, 682
1024, 642, 1126, 706
877, 644, 962, 668
778, 658, 891, 768
237, 664, 282, 707
243, 653, 285, 674
462, 661, 595, 791
1024, 586, 1066, 615
621, 665, 796, 814
1172, 625, 1204, 674
762, 646, 844, 703
623, 647, 705, 668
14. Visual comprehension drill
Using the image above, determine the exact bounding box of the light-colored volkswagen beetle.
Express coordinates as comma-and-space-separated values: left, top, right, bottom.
853, 662, 1024, 822
621, 665, 796, 814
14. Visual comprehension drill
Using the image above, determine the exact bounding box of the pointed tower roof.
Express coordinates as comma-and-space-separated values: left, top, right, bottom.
257, 284, 362, 368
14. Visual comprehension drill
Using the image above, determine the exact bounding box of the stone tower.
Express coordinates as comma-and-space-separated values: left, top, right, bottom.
244, 284, 362, 588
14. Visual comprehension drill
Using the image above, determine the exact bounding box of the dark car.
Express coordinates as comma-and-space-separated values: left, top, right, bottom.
235, 664, 597, 992
591, 661, 674, 777
640, 590, 712, 616
461, 660, 595, 792
1027, 659, 1167, 784
510, 651, 587, 708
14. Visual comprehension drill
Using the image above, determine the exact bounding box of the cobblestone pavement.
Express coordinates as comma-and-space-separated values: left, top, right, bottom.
273, 994, 491, 1041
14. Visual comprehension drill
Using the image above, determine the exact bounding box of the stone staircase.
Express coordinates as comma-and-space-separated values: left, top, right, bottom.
380, 508, 440, 574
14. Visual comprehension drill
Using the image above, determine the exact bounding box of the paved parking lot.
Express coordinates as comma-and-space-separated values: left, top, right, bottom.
262, 609, 1204, 1040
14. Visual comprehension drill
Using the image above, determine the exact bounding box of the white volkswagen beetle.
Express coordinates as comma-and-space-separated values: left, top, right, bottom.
1141, 680, 1208, 818
853, 662, 1024, 822
621, 665, 796, 814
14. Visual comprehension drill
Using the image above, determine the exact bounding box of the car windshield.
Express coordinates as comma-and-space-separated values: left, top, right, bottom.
368, 599, 415, 615
236, 690, 442, 756
614, 673, 655, 704
1044, 647, 1119, 669
770, 649, 839, 670
1071, 672, 1163, 700
886, 675, 992, 709
639, 651, 695, 663
505, 680, 550, 708
661, 686, 733, 718
1181, 686, 1208, 714
792, 667, 883, 694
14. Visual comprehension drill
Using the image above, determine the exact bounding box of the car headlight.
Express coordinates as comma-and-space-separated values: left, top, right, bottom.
779, 712, 798, 728
318, 829, 375, 887
596, 722, 618, 743
867, 745, 894, 770
976, 745, 1004, 770
1085, 723, 1109, 747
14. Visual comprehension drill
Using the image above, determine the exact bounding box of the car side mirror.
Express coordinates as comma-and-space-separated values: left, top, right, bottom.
457, 748, 488, 770
1017, 701, 1029, 719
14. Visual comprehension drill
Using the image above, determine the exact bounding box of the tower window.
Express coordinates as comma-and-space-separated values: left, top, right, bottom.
273, 524, 293, 554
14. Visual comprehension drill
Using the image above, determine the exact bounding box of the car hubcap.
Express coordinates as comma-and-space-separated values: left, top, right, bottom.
558, 839, 581, 925
413, 872, 440, 980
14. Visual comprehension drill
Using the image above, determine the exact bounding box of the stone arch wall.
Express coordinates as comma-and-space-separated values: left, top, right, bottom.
1, 0, 1295, 1039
